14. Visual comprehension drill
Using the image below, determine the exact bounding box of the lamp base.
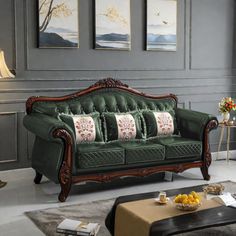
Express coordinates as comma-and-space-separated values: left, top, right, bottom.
0, 180, 7, 188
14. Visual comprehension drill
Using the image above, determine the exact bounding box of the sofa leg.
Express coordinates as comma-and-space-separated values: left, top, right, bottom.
34, 171, 43, 184
58, 182, 72, 202
58, 161, 72, 202
200, 166, 210, 181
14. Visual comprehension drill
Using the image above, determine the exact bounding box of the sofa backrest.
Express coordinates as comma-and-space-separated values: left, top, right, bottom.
26, 78, 177, 117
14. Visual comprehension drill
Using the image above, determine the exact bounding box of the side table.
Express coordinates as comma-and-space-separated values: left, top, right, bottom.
217, 123, 236, 162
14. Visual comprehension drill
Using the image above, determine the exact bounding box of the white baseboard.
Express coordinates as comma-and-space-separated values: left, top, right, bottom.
212, 150, 236, 161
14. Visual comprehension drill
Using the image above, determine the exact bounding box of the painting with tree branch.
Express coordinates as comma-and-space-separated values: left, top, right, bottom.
146, 0, 177, 51
95, 0, 131, 50
38, 0, 79, 48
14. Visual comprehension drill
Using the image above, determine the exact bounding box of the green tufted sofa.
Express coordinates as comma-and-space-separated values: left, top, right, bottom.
23, 78, 218, 202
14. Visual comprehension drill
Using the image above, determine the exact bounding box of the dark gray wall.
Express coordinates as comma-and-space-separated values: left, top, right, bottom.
0, 0, 235, 170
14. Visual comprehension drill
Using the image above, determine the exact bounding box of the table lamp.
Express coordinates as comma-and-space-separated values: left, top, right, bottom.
0, 49, 10, 187
0, 49, 15, 78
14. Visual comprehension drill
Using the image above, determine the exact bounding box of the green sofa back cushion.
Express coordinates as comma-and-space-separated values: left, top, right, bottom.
102, 111, 145, 142
60, 113, 103, 143
31, 89, 177, 117
143, 110, 178, 138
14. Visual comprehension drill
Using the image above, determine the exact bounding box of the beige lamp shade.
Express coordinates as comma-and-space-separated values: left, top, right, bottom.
0, 49, 15, 78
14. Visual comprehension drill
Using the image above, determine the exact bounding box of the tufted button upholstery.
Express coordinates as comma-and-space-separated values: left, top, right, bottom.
32, 89, 176, 116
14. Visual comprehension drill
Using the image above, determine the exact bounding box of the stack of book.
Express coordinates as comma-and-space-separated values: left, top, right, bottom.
207, 192, 236, 207
57, 219, 100, 236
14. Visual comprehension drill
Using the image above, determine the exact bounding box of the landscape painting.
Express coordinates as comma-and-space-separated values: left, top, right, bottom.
146, 0, 177, 51
95, 0, 131, 50
38, 0, 79, 48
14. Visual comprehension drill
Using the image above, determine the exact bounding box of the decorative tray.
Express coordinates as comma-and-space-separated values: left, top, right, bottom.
203, 183, 225, 195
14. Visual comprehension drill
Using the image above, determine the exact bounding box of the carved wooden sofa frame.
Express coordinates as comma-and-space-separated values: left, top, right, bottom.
25, 78, 218, 202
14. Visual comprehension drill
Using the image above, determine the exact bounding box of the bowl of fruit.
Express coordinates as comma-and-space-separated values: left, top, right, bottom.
174, 191, 201, 211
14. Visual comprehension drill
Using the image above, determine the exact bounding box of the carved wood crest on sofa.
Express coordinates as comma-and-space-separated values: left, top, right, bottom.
24, 78, 218, 202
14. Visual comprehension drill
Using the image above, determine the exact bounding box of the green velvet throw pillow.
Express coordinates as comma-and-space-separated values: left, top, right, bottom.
142, 111, 177, 138
102, 111, 145, 142
60, 113, 103, 143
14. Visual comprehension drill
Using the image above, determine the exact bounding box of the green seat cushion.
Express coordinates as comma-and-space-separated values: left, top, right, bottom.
77, 143, 125, 169
102, 111, 145, 142
152, 137, 202, 159
119, 141, 165, 164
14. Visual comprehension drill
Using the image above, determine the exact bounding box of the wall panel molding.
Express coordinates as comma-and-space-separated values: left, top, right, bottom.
0, 84, 232, 93
12, 0, 17, 70
189, 0, 234, 70
0, 0, 235, 171
24, 0, 186, 72
0, 112, 18, 163
0, 100, 26, 105
1, 75, 234, 82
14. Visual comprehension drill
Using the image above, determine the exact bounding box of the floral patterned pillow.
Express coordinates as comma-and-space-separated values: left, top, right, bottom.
115, 114, 137, 140
102, 111, 145, 142
60, 113, 103, 143
154, 112, 174, 135
143, 111, 176, 138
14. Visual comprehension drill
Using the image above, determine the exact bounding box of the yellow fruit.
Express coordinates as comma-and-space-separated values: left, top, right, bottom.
182, 199, 188, 204
195, 199, 200, 204
188, 194, 194, 201
175, 197, 181, 203
191, 191, 199, 199
175, 192, 201, 205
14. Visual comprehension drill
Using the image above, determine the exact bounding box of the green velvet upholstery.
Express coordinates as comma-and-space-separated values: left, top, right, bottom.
31, 89, 177, 116
119, 141, 165, 164
23, 113, 75, 143
77, 143, 125, 169
23, 113, 77, 180
23, 85, 218, 190
176, 108, 216, 141
31, 137, 64, 183
151, 136, 202, 160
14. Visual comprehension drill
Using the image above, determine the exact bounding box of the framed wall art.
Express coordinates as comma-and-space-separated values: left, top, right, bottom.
38, 0, 79, 48
95, 0, 131, 50
146, 0, 177, 51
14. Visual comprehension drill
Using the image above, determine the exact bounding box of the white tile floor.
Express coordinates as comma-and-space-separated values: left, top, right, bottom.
0, 155, 236, 236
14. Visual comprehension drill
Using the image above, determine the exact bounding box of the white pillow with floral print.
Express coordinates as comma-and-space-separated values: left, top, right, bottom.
115, 114, 137, 140
142, 111, 175, 138
60, 113, 103, 143
73, 116, 96, 143
154, 112, 174, 135
102, 111, 145, 142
